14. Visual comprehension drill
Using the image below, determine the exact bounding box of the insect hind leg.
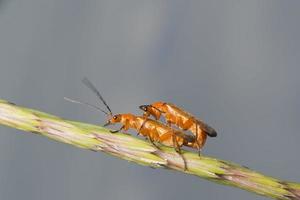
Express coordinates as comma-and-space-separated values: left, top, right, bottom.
198, 147, 202, 156
195, 124, 202, 156
148, 136, 161, 150
172, 135, 187, 171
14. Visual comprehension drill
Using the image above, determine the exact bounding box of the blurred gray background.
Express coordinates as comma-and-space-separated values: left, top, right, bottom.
0, 1, 299, 200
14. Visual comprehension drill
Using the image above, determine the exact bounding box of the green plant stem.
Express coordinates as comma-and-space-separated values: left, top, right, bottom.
0, 99, 299, 200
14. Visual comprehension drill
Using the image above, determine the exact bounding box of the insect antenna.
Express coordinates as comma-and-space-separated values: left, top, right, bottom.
64, 97, 109, 115
82, 77, 113, 115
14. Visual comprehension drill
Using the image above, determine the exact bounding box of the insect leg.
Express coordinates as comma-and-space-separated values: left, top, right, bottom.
137, 117, 148, 136
165, 119, 172, 127
181, 118, 196, 139
165, 113, 174, 127
196, 124, 202, 156
181, 118, 201, 155
110, 120, 130, 134
147, 134, 161, 150
195, 123, 199, 143
198, 148, 202, 157
110, 125, 124, 133
172, 134, 187, 171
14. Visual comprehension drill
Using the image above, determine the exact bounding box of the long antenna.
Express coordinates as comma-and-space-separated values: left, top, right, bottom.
64, 97, 109, 115
82, 77, 113, 115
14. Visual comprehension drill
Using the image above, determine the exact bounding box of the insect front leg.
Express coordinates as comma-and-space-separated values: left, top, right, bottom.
110, 125, 125, 133
110, 120, 130, 134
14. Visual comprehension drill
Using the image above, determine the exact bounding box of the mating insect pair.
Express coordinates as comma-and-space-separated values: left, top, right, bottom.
66, 78, 217, 170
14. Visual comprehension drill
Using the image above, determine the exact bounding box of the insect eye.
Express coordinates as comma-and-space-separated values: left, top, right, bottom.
144, 107, 147, 111
113, 116, 117, 120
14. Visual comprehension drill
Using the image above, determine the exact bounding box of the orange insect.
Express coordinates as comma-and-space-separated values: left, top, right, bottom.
139, 102, 217, 155
65, 78, 196, 169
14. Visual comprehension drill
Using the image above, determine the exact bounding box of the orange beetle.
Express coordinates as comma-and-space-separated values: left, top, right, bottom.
79, 78, 195, 151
